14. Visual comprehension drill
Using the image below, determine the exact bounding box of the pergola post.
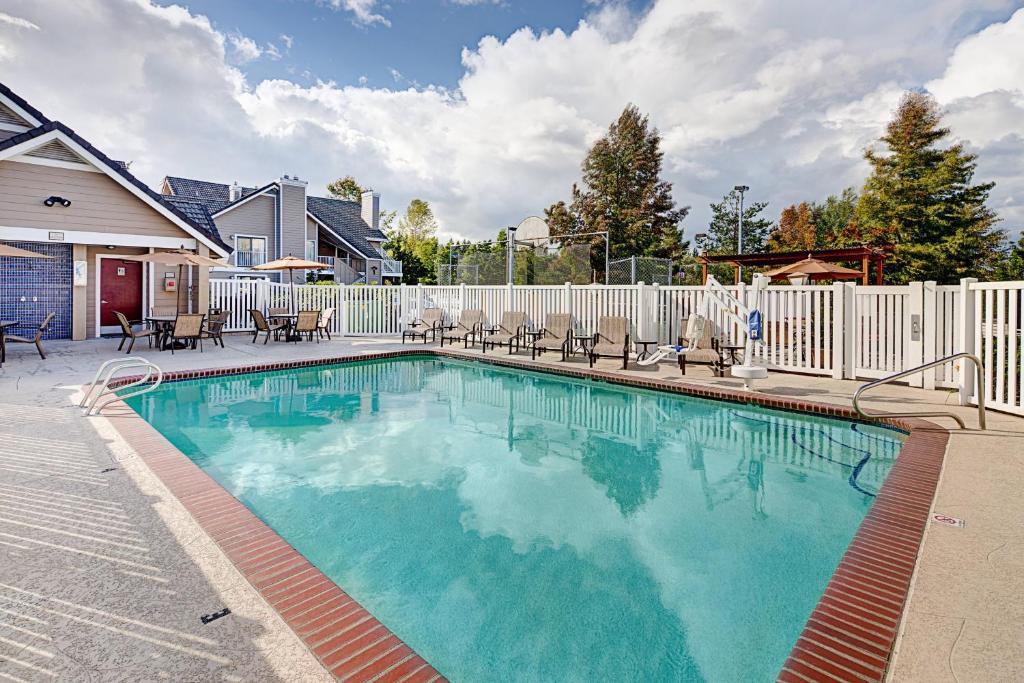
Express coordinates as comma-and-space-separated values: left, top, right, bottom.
861, 255, 869, 286
875, 257, 884, 285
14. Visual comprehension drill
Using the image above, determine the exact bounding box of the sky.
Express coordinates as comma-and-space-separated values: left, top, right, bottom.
1, 0, 1023, 243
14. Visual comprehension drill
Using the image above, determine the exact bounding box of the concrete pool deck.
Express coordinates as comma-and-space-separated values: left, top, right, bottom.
0, 334, 1021, 681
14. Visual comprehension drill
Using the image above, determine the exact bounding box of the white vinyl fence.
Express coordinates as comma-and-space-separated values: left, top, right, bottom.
208, 278, 1024, 416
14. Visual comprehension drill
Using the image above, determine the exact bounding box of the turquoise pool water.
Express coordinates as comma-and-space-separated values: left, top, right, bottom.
128, 356, 903, 682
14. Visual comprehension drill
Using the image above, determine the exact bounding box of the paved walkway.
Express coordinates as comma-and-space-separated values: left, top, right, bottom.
0, 334, 1020, 681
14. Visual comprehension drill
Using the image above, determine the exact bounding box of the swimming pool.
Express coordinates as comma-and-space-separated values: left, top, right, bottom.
128, 355, 904, 681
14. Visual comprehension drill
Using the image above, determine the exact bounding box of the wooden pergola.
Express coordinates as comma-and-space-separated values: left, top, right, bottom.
698, 246, 893, 285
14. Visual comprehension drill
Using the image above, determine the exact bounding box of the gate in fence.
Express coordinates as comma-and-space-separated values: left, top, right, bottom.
208, 278, 1024, 415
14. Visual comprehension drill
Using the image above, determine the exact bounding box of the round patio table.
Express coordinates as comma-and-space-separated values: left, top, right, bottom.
269, 313, 302, 342
145, 315, 180, 351
570, 332, 593, 357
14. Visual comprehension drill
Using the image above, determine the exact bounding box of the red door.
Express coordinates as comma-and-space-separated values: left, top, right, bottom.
100, 259, 143, 328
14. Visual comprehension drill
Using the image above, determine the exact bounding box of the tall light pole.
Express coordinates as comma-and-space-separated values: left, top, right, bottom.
734, 184, 749, 282
506, 225, 517, 285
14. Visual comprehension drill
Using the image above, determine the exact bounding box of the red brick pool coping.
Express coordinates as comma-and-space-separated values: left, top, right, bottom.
104, 348, 950, 683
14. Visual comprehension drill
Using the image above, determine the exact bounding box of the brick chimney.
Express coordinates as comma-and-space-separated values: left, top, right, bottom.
361, 189, 380, 230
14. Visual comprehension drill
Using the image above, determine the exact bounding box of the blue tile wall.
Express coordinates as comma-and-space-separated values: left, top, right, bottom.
0, 241, 73, 340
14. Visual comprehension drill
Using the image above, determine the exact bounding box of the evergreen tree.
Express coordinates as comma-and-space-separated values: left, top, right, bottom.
856, 91, 1004, 283
547, 105, 689, 263
995, 233, 1024, 281
327, 176, 364, 202
704, 188, 771, 254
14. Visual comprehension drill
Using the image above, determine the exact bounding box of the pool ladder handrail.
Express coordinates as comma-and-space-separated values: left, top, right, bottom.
81, 357, 163, 416
852, 352, 985, 430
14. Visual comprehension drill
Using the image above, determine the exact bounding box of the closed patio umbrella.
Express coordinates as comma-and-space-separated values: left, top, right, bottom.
120, 249, 227, 312
0, 244, 55, 259
253, 255, 326, 313
764, 255, 863, 282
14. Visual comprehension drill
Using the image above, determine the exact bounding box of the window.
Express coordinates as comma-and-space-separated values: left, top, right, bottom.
234, 236, 267, 268
306, 240, 317, 261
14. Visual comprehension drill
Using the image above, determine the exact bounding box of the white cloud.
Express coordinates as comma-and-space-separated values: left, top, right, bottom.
1, 0, 1022, 243
228, 32, 262, 63
326, 0, 390, 27
279, 33, 294, 50
0, 11, 39, 30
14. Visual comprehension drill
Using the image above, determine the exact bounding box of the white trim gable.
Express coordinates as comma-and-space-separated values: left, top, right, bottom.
210, 183, 278, 218
306, 210, 370, 259
0, 129, 230, 257
0, 92, 45, 129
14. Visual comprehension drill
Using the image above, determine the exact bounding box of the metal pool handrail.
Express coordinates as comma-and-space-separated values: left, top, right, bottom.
852, 352, 985, 430
81, 357, 163, 416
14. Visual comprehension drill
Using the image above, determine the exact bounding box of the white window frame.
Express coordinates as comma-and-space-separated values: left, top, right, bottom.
233, 234, 268, 268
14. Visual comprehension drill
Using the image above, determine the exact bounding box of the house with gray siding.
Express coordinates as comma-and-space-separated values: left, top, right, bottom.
160, 175, 402, 285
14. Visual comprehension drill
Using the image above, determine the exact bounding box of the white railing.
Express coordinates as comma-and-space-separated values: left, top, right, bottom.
206, 278, 1024, 416
378, 253, 402, 275
233, 250, 267, 268
316, 256, 336, 270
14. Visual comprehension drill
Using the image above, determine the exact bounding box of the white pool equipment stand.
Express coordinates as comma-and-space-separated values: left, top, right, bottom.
731, 364, 768, 391
635, 274, 771, 391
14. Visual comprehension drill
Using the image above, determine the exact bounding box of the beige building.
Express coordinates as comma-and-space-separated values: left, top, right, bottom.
0, 82, 231, 340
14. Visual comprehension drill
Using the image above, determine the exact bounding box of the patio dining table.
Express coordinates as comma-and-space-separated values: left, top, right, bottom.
0, 320, 18, 367
268, 313, 301, 342
145, 315, 179, 351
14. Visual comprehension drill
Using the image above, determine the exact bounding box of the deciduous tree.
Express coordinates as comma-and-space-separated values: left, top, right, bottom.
546, 105, 690, 265
327, 175, 364, 202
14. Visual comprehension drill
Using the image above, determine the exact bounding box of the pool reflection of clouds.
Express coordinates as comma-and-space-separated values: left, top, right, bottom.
134, 358, 903, 682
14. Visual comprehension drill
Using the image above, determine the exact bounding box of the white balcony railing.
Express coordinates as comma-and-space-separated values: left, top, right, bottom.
316, 256, 336, 270
378, 252, 402, 275
234, 250, 267, 268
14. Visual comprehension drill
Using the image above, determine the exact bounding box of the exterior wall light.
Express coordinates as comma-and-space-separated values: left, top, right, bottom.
44, 196, 72, 207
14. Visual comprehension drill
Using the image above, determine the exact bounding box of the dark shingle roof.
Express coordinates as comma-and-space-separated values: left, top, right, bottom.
307, 195, 387, 258
0, 122, 231, 253
162, 196, 220, 244
162, 176, 271, 214
0, 81, 51, 125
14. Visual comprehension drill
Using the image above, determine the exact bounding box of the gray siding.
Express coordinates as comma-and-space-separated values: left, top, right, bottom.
280, 182, 307, 283
212, 194, 276, 264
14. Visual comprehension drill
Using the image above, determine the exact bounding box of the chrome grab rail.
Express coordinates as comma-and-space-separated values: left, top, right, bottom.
852, 352, 985, 430
81, 357, 163, 416
80, 357, 148, 407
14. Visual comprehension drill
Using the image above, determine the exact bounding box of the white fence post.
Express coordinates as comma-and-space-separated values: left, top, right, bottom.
922, 281, 937, 390
908, 281, 924, 387
843, 282, 857, 380
831, 281, 845, 380
459, 282, 467, 315
416, 283, 424, 319
399, 283, 407, 331
958, 277, 978, 406
564, 282, 572, 320
339, 283, 348, 336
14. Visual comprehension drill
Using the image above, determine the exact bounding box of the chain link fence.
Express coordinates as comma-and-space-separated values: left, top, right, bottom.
607, 256, 674, 285
439, 238, 601, 285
